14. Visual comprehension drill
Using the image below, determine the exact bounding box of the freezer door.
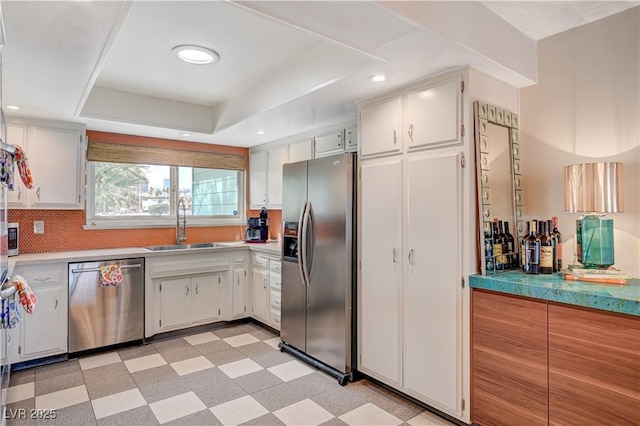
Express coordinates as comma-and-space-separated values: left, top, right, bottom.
280, 161, 308, 352
306, 153, 354, 374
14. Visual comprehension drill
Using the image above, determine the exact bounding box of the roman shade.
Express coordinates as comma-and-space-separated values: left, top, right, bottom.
87, 140, 246, 171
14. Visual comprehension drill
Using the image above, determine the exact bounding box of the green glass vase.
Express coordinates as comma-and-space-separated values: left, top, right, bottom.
576, 215, 614, 268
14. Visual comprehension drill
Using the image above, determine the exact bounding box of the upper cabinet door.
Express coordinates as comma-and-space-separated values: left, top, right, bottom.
267, 144, 287, 209
288, 139, 313, 163
314, 130, 344, 158
249, 150, 267, 210
360, 96, 402, 158
403, 76, 461, 152
6, 123, 27, 208
29, 122, 85, 209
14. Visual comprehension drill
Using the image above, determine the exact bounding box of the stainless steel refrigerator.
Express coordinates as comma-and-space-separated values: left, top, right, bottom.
279, 152, 356, 385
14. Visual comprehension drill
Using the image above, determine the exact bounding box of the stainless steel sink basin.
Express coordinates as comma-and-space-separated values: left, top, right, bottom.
144, 243, 226, 251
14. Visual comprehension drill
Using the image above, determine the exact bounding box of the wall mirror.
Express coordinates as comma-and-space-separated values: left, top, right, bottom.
474, 101, 524, 275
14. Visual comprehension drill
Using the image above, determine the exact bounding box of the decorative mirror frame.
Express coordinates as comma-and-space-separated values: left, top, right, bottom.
474, 101, 524, 275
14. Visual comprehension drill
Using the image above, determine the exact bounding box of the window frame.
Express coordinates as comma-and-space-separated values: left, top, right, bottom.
84, 161, 246, 230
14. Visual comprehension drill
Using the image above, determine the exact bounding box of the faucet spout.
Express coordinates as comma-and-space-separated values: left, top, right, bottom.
176, 198, 187, 245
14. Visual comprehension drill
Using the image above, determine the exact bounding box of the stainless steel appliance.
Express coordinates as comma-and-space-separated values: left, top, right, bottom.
245, 207, 269, 242
68, 258, 144, 353
279, 153, 356, 385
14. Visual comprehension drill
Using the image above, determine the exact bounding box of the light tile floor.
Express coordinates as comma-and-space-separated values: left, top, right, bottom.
6, 322, 457, 426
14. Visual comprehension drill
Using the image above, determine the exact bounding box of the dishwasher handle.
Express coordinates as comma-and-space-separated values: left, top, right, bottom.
71, 264, 143, 274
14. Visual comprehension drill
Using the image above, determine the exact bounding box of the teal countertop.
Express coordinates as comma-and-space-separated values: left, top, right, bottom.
469, 272, 640, 317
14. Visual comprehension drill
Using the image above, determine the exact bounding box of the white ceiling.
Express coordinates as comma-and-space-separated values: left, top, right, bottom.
1, 1, 637, 148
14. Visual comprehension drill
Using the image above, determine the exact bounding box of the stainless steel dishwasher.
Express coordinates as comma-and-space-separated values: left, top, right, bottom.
68, 258, 144, 353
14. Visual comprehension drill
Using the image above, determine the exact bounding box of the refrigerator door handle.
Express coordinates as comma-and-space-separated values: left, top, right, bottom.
306, 202, 315, 282
301, 201, 312, 287
298, 201, 309, 287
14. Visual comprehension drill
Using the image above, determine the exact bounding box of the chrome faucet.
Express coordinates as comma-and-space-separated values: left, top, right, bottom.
176, 198, 187, 245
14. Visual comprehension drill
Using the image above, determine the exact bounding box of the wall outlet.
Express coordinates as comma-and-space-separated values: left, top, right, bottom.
34, 221, 44, 234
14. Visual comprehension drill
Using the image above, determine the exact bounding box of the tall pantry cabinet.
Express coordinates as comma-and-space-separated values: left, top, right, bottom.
358, 69, 469, 421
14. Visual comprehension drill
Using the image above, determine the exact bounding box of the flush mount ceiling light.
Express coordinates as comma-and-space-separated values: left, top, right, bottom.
370, 74, 386, 82
257, 130, 267, 135
172, 45, 220, 65
5, 105, 21, 110
181, 132, 191, 137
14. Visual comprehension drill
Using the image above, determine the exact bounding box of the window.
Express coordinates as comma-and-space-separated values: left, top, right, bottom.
86, 161, 245, 229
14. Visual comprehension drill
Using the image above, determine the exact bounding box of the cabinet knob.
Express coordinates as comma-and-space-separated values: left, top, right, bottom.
186, 286, 190, 296
393, 129, 397, 145
408, 249, 415, 265
392, 247, 397, 263
408, 124, 414, 142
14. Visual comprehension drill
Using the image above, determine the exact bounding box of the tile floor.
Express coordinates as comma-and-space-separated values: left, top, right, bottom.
6, 322, 456, 426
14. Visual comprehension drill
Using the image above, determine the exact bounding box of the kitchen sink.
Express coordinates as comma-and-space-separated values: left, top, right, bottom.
144, 243, 227, 251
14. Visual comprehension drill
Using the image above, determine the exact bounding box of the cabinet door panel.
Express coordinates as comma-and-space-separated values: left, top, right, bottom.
159, 277, 192, 329
267, 144, 287, 209
472, 290, 549, 426
249, 150, 267, 209
359, 156, 402, 385
251, 269, 269, 323
549, 304, 640, 426
29, 124, 84, 209
360, 97, 402, 157
6, 124, 27, 208
192, 274, 221, 324
404, 77, 460, 151
314, 131, 344, 158
404, 151, 462, 413
233, 263, 248, 318
22, 285, 67, 357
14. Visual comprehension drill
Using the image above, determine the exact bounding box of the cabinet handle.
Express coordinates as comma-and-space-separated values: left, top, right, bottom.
186, 286, 190, 296
408, 124, 414, 143
392, 247, 397, 263
263, 278, 267, 289
408, 249, 414, 265
196, 284, 198, 295
237, 276, 240, 285
275, 300, 281, 306
17, 187, 21, 200
36, 187, 41, 200
54, 297, 58, 309
393, 129, 397, 145
33, 277, 51, 282
274, 317, 280, 323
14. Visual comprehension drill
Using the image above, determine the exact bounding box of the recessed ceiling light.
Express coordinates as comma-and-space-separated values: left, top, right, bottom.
257, 130, 267, 135
370, 74, 386, 82
181, 132, 191, 137
5, 105, 20, 110
172, 45, 220, 65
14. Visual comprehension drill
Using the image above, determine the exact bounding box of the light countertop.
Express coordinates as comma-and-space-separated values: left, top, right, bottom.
469, 271, 640, 317
8, 241, 281, 271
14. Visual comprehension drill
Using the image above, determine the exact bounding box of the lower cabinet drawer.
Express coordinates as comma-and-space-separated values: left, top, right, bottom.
270, 274, 281, 291
270, 308, 281, 330
270, 290, 281, 310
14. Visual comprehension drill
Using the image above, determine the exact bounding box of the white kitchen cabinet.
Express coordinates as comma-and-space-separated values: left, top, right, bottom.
404, 75, 462, 151
251, 266, 269, 323
249, 144, 287, 210
359, 155, 403, 386
359, 96, 402, 158
6, 123, 27, 208
146, 253, 231, 336
268, 259, 281, 331
288, 138, 313, 163
267, 144, 287, 209
232, 254, 248, 318
358, 69, 466, 419
8, 263, 68, 364
249, 150, 267, 209
158, 272, 225, 332
27, 120, 86, 209
314, 130, 344, 158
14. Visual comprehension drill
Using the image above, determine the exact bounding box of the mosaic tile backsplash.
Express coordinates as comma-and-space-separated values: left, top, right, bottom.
9, 209, 282, 254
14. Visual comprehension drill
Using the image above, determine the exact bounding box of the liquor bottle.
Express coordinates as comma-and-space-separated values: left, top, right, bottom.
504, 221, 515, 269
539, 221, 554, 274
492, 220, 505, 270
547, 219, 558, 272
498, 220, 508, 268
552, 216, 563, 271
524, 220, 540, 274
484, 224, 494, 271
521, 221, 529, 271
